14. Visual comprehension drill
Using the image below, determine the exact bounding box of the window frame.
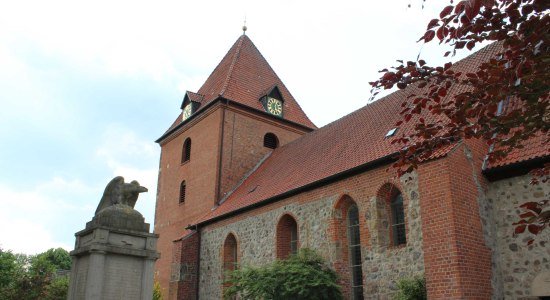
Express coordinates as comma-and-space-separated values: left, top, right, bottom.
179, 180, 186, 204
182, 138, 191, 164
347, 204, 364, 300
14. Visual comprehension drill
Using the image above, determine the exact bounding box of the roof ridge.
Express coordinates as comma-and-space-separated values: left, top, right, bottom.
219, 35, 245, 97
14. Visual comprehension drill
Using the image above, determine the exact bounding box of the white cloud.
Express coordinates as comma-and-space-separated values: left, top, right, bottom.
0, 178, 95, 254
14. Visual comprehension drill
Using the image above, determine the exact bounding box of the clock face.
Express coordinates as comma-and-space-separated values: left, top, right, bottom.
266, 97, 282, 116
182, 104, 192, 120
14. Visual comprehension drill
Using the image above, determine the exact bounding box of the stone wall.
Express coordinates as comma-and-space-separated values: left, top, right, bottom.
486, 174, 550, 299
198, 168, 424, 299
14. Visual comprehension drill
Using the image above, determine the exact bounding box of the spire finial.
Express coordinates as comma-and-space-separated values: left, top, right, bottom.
242, 17, 247, 35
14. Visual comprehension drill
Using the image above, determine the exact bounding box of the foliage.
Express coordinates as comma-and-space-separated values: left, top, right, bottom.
223, 248, 343, 300
153, 280, 163, 300
42, 276, 69, 300
394, 275, 427, 300
369, 0, 549, 239
513, 199, 549, 245
0, 247, 71, 300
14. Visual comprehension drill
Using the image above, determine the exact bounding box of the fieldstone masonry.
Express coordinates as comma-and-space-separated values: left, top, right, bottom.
199, 173, 424, 299
68, 177, 160, 300
485, 174, 550, 299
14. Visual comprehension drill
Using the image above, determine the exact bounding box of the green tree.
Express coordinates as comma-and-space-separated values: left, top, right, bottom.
224, 248, 343, 300
0, 247, 71, 300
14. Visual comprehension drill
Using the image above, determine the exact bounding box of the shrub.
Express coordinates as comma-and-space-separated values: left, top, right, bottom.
394, 275, 426, 300
224, 248, 342, 300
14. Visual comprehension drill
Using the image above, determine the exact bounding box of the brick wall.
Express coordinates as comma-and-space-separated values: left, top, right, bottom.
218, 107, 308, 201
169, 231, 199, 300
419, 144, 492, 299
155, 107, 223, 295
155, 103, 309, 294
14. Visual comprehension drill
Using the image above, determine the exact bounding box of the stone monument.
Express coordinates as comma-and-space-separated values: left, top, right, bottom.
68, 176, 160, 300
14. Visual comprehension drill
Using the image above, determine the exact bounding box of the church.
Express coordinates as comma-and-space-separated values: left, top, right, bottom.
153, 33, 549, 299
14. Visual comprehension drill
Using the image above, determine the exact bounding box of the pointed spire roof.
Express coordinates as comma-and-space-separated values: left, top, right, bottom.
161, 35, 316, 139
198, 34, 315, 128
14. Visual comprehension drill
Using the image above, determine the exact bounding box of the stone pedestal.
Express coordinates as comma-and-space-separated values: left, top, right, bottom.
68, 204, 160, 300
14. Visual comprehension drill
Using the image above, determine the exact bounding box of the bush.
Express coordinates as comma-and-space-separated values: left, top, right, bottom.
224, 248, 342, 300
394, 275, 426, 300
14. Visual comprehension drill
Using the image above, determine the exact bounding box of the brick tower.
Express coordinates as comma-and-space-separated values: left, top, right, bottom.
154, 34, 316, 296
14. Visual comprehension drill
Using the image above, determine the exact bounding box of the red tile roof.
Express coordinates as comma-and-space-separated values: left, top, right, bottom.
193, 41, 547, 226
186, 91, 204, 103
160, 35, 316, 138
486, 131, 549, 169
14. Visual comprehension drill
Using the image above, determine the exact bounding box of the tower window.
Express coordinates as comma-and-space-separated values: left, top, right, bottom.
391, 192, 406, 246
263, 133, 279, 149
179, 181, 186, 204
182, 138, 191, 163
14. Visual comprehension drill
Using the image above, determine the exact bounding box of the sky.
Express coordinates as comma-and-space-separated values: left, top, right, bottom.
0, 0, 476, 255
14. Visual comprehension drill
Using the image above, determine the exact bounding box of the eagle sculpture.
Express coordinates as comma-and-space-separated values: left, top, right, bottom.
95, 176, 148, 215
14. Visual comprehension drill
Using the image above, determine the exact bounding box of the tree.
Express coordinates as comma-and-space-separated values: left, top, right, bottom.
0, 247, 71, 300
369, 0, 549, 241
223, 248, 343, 300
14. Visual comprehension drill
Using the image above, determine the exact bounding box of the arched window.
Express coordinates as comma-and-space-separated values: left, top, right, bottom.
391, 192, 406, 246
263, 133, 279, 149
182, 138, 191, 163
223, 233, 238, 273
347, 204, 364, 300
179, 181, 186, 204
276, 214, 298, 259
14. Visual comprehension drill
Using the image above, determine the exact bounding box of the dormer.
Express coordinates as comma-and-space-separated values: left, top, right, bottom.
180, 91, 203, 121
259, 85, 284, 118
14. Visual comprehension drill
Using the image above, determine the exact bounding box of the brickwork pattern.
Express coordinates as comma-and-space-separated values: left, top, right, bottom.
419, 144, 492, 299
170, 232, 199, 300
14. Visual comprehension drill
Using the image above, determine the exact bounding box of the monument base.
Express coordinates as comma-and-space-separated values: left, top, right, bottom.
68, 204, 160, 300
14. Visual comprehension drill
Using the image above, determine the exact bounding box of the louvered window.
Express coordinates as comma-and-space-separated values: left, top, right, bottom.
391, 193, 406, 246
263, 133, 279, 149
179, 181, 186, 204
182, 138, 191, 163
347, 204, 364, 300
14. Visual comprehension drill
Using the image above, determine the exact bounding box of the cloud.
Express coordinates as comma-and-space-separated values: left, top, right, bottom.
0, 178, 96, 254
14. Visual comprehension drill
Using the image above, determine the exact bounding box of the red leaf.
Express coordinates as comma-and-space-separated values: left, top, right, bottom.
418, 81, 428, 88
405, 114, 412, 122
427, 19, 439, 30
423, 30, 436, 43
440, 5, 453, 18
466, 40, 476, 50
519, 212, 536, 219
438, 88, 447, 97
515, 225, 526, 234
527, 239, 534, 246
528, 225, 541, 235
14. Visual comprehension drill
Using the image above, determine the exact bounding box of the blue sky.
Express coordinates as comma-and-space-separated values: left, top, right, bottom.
1, 0, 469, 254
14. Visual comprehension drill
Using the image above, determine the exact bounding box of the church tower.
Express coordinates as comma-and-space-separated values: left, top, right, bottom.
154, 33, 316, 295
